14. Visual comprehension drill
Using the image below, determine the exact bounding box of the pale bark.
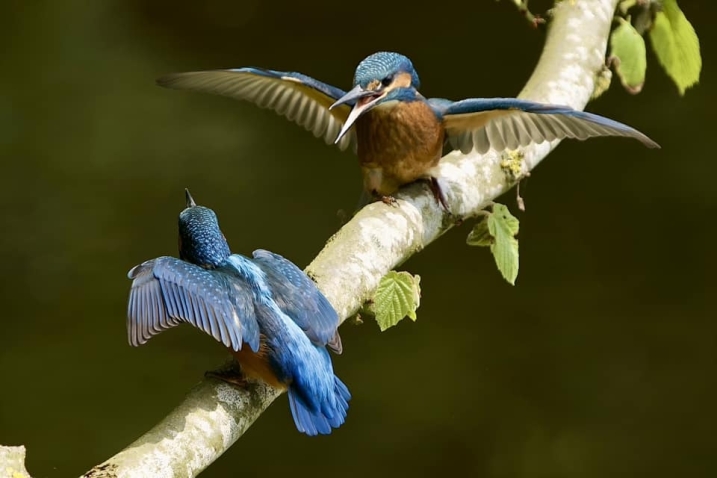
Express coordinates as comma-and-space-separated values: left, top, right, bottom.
0, 446, 32, 478
0, 1, 622, 477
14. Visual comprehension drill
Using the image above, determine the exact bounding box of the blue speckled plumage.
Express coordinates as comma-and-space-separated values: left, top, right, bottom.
157, 51, 659, 208
127, 190, 349, 435
353, 52, 420, 89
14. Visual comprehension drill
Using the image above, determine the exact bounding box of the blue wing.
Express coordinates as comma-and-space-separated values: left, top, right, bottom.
250, 249, 342, 353
434, 98, 660, 154
157, 68, 357, 152
127, 256, 260, 353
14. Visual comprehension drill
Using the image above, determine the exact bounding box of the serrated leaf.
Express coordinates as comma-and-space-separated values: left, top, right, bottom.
487, 204, 520, 285
372, 271, 421, 331
649, 0, 701, 95
610, 19, 647, 94
490, 204, 519, 236
466, 218, 493, 247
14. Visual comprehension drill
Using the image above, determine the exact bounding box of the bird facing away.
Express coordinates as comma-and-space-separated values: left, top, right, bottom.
157, 51, 660, 209
126, 190, 350, 436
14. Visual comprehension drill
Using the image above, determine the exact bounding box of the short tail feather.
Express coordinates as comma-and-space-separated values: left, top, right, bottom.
288, 376, 351, 436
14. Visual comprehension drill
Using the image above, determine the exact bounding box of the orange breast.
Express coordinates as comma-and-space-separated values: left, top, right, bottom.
230, 337, 287, 390
356, 101, 444, 196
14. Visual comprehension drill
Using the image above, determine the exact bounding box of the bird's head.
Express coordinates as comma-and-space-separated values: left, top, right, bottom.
352, 51, 420, 91
178, 189, 231, 268
330, 52, 421, 143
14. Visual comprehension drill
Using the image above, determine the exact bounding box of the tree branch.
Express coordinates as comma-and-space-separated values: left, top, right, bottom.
0, 446, 32, 478
72, 1, 619, 476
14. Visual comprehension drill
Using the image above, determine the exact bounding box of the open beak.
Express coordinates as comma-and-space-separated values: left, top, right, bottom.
330, 85, 383, 144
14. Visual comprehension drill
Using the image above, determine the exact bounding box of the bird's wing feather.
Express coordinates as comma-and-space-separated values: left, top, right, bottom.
127, 256, 261, 353
426, 97, 454, 115
440, 98, 660, 154
157, 68, 357, 152
250, 249, 342, 353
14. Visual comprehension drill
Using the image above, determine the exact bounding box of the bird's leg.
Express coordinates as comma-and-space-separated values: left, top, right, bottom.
205, 360, 248, 387
427, 177, 450, 212
368, 187, 399, 207
380, 195, 399, 207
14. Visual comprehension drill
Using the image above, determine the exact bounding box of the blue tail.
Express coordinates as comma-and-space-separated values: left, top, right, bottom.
288, 376, 351, 436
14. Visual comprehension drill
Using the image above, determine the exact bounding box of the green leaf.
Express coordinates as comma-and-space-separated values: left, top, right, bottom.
487, 204, 520, 285
649, 0, 701, 95
610, 18, 647, 94
466, 218, 493, 247
465, 205, 520, 284
618, 0, 638, 15
372, 271, 421, 331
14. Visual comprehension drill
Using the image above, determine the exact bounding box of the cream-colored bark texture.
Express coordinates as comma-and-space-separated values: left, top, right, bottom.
0, 446, 32, 478
2, 1, 623, 477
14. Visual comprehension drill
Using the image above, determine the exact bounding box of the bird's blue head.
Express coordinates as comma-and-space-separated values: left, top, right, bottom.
178, 189, 231, 268
330, 52, 422, 143
352, 52, 421, 90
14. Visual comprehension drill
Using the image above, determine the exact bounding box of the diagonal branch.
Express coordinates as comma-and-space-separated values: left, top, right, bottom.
79, 1, 619, 476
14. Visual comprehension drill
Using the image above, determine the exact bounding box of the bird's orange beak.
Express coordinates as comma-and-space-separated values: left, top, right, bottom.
330, 85, 383, 144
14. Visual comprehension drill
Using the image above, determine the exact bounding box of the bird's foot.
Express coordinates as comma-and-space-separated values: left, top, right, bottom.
428, 177, 450, 212
205, 361, 248, 388
380, 195, 399, 207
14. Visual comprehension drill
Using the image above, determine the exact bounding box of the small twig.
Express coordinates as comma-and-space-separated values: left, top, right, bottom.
510, 0, 547, 27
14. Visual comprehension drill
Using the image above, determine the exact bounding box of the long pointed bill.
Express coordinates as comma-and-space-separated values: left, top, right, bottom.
185, 188, 197, 208
330, 85, 382, 144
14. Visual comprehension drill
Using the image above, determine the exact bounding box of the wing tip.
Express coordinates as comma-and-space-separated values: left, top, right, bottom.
571, 109, 661, 150
156, 72, 189, 89
155, 70, 226, 88
244, 334, 261, 354
328, 330, 343, 355
156, 67, 284, 90
640, 135, 661, 149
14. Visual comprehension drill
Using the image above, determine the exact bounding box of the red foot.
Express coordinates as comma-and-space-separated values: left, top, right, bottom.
380, 195, 398, 207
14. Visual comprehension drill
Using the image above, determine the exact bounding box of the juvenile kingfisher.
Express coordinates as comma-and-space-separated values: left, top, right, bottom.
126, 190, 350, 436
157, 52, 659, 208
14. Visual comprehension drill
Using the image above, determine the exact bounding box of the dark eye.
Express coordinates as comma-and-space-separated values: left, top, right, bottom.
381, 75, 393, 87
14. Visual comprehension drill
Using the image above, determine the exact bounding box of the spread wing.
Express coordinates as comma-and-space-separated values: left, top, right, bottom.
157, 68, 357, 152
127, 256, 260, 353
434, 98, 660, 155
251, 249, 342, 354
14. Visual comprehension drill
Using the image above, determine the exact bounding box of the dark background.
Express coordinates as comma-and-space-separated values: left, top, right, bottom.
1, 1, 713, 476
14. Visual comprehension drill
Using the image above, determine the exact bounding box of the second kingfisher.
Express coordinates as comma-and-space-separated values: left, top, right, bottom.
157, 52, 659, 209
126, 190, 350, 436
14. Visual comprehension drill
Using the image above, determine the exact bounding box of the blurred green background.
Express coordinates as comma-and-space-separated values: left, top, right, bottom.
1, 1, 714, 476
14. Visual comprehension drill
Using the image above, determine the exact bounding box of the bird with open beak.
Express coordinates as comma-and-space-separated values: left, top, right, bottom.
157, 52, 659, 210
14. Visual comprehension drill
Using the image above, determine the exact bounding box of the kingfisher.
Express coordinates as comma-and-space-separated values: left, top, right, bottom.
126, 189, 350, 436
157, 51, 659, 209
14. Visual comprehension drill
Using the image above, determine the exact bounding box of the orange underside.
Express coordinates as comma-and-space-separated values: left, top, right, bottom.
230, 337, 287, 390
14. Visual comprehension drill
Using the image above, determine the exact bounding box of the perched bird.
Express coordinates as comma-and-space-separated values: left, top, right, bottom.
126, 190, 350, 436
157, 51, 659, 209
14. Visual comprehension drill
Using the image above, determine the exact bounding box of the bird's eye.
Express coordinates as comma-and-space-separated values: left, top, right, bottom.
381, 75, 393, 87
